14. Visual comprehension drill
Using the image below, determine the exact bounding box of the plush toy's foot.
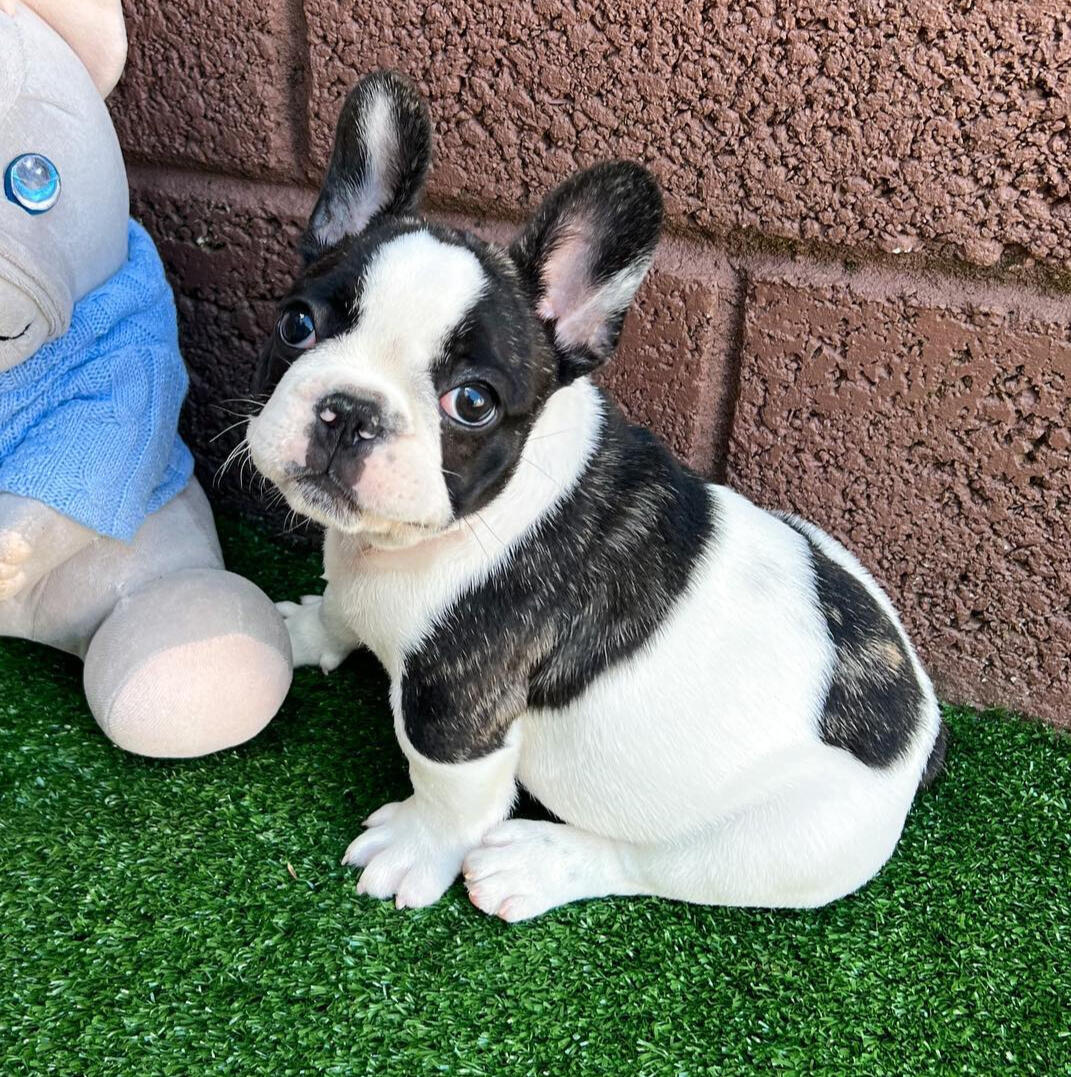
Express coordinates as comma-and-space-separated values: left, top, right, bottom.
83, 569, 293, 758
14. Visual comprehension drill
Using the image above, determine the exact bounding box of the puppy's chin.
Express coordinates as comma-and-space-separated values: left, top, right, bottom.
278, 475, 452, 550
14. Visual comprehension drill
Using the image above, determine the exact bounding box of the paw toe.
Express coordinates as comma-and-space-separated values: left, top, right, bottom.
363, 802, 402, 827
464, 847, 535, 917
466, 876, 513, 917
466, 873, 548, 922
342, 827, 392, 868
355, 853, 408, 900
394, 864, 454, 910
461, 846, 503, 883
497, 896, 544, 923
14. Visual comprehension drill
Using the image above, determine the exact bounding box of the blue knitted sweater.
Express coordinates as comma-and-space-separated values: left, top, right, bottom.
0, 221, 193, 542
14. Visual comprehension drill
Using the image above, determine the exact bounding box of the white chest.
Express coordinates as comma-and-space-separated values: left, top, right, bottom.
324, 536, 472, 679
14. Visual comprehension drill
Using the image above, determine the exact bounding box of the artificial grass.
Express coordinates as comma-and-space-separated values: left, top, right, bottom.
1, 516, 1069, 1077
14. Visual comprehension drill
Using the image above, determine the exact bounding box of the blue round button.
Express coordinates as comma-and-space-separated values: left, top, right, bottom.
4, 154, 61, 214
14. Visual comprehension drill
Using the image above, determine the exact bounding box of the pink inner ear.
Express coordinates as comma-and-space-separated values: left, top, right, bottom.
537, 221, 617, 354
536, 221, 595, 327
537, 220, 647, 358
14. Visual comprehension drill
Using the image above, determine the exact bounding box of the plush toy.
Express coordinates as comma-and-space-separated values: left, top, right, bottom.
0, 0, 293, 756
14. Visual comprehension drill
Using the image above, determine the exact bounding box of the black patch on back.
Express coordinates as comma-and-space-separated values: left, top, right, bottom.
783, 519, 926, 769
401, 395, 714, 763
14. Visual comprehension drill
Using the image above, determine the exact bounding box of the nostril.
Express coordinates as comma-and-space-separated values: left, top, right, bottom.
315, 393, 385, 447
354, 411, 380, 442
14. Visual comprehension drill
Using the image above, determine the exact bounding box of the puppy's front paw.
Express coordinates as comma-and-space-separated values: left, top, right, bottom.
276, 595, 346, 672
343, 798, 473, 910
0, 529, 32, 600
344, 801, 474, 908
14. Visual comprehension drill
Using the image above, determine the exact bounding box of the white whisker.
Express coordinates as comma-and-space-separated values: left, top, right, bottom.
519, 455, 563, 492
210, 417, 253, 443
215, 438, 252, 486
473, 509, 506, 548
525, 428, 577, 442
463, 517, 492, 562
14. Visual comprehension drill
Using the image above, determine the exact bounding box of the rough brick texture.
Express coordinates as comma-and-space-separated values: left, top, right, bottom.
729, 264, 1071, 725
110, 0, 299, 178
305, 0, 1071, 269
104, 1, 1071, 724
599, 244, 736, 472
127, 172, 308, 519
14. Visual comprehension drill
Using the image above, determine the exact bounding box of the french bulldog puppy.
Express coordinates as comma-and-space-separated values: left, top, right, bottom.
249, 72, 945, 921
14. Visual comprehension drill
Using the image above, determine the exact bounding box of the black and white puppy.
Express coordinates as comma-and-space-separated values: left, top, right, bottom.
248, 71, 945, 921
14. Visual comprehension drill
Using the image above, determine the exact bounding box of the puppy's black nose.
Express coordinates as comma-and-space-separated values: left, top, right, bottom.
306, 393, 386, 481
315, 392, 383, 448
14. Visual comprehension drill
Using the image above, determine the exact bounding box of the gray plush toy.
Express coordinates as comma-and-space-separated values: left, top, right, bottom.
0, 0, 292, 756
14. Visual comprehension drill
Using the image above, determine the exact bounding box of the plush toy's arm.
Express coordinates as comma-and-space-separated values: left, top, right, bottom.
5, 0, 127, 96
0, 330, 193, 543
0, 492, 96, 600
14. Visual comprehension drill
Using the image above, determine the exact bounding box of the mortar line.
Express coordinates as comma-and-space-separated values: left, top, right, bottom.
712, 266, 749, 485
282, 0, 314, 182
124, 164, 1071, 323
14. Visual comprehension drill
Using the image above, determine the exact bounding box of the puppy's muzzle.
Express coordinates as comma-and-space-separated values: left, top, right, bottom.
306, 391, 387, 488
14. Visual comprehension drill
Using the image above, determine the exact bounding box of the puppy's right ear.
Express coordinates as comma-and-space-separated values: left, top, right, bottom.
301, 70, 431, 261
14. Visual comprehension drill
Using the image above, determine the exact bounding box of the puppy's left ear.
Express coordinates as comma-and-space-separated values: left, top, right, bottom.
510, 161, 662, 383
302, 70, 431, 261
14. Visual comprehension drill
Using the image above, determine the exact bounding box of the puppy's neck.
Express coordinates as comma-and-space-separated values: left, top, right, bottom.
328, 378, 604, 575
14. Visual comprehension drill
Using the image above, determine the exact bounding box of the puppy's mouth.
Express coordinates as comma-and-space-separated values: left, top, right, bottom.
286, 470, 450, 546
294, 470, 360, 510
289, 470, 363, 526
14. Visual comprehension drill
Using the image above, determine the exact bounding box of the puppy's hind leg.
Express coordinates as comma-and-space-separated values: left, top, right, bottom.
464, 747, 921, 920
464, 818, 644, 922
632, 747, 920, 910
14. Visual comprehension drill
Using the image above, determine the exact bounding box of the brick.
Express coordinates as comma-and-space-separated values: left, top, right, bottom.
599, 242, 737, 476
304, 0, 1071, 270
110, 0, 299, 179
728, 261, 1071, 726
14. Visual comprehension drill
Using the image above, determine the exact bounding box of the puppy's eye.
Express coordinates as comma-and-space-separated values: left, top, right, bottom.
439, 382, 499, 428
277, 304, 317, 349
4, 154, 61, 214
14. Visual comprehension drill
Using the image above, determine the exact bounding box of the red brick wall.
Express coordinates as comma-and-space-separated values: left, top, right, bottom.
109, 1, 1071, 726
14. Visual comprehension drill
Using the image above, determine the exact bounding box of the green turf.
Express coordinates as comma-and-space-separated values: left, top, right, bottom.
1, 515, 1068, 1076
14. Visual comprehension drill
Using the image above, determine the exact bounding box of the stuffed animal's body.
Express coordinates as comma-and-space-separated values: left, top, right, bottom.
0, 1, 292, 756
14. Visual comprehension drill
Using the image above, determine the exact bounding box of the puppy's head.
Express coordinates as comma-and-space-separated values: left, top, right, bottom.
248, 71, 661, 547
